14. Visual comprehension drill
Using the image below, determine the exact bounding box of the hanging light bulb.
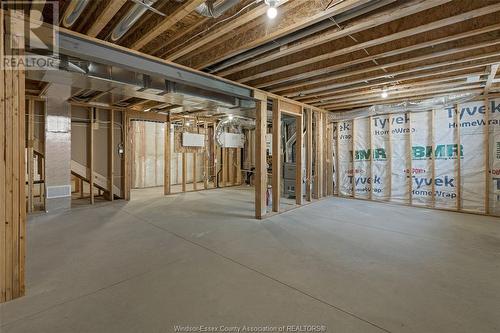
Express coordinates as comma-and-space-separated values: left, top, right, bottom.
265, 0, 278, 19
381, 87, 389, 99
267, 6, 277, 19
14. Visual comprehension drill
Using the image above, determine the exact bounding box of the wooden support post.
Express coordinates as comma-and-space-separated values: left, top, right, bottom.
0, 13, 6, 302
455, 104, 462, 210
296, 111, 303, 205
313, 112, 324, 199
193, 152, 197, 190
255, 96, 267, 219
222, 147, 227, 187
408, 112, 413, 206
204, 122, 209, 189
484, 98, 490, 214
164, 115, 171, 195
1, 16, 27, 301
108, 109, 114, 201
369, 117, 373, 200
89, 108, 95, 204
122, 111, 131, 200
236, 148, 242, 185
306, 109, 313, 201
326, 122, 334, 196
336, 122, 340, 197
272, 99, 281, 212
228, 149, 232, 186
322, 113, 328, 197
352, 119, 356, 198
431, 109, 436, 208
27, 99, 35, 212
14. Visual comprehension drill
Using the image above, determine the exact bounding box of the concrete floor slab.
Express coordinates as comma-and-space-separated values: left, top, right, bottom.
1, 187, 499, 332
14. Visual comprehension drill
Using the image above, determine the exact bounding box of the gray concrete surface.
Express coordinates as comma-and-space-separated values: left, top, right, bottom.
1, 186, 499, 333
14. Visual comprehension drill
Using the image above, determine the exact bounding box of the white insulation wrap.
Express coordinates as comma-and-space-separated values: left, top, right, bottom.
338, 121, 353, 196
353, 118, 370, 198
389, 113, 411, 204
333, 97, 500, 216
132, 121, 164, 188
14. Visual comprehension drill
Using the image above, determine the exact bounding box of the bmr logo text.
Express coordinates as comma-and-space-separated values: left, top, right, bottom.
354, 144, 463, 161
1, 1, 59, 70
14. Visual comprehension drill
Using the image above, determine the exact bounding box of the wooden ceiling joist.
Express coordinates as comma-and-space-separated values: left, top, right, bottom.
293, 56, 500, 105
484, 64, 500, 95
218, 0, 454, 78
163, 1, 283, 61
297, 65, 491, 104
130, 0, 206, 51
272, 37, 500, 96
179, 0, 372, 70
238, 2, 500, 86
255, 19, 500, 90
283, 49, 500, 99
86, 0, 127, 38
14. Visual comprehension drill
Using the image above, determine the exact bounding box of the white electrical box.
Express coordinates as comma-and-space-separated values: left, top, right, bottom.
221, 133, 245, 148
182, 132, 205, 147
266, 133, 273, 155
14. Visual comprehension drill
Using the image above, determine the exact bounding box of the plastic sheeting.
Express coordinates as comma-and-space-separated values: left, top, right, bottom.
333, 96, 500, 216
132, 121, 164, 188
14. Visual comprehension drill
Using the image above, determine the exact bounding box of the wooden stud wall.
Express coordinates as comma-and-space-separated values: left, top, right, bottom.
1, 12, 26, 303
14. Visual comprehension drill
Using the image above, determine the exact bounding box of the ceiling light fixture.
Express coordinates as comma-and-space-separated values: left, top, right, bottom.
265, 0, 279, 19
381, 87, 388, 99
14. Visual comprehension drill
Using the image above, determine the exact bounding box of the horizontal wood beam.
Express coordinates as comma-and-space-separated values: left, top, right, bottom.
240, 2, 500, 85
165, 1, 289, 61
86, 0, 127, 38
218, 0, 453, 78
130, 0, 206, 51
259, 21, 500, 90
182, 0, 372, 70
285, 50, 500, 98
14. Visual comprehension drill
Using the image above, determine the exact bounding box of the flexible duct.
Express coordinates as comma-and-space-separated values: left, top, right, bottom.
215, 116, 255, 147
62, 0, 90, 27
111, 0, 158, 41
195, 0, 241, 18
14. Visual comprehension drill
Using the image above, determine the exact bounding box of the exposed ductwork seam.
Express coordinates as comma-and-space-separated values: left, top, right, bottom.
195, 0, 241, 18
110, 0, 159, 41
62, 0, 90, 27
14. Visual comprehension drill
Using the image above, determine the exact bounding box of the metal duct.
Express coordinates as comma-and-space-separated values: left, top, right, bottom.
111, 0, 158, 41
215, 116, 255, 147
195, 0, 240, 18
62, 0, 90, 27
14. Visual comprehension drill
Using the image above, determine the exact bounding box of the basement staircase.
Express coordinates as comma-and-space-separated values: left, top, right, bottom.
70, 160, 121, 198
